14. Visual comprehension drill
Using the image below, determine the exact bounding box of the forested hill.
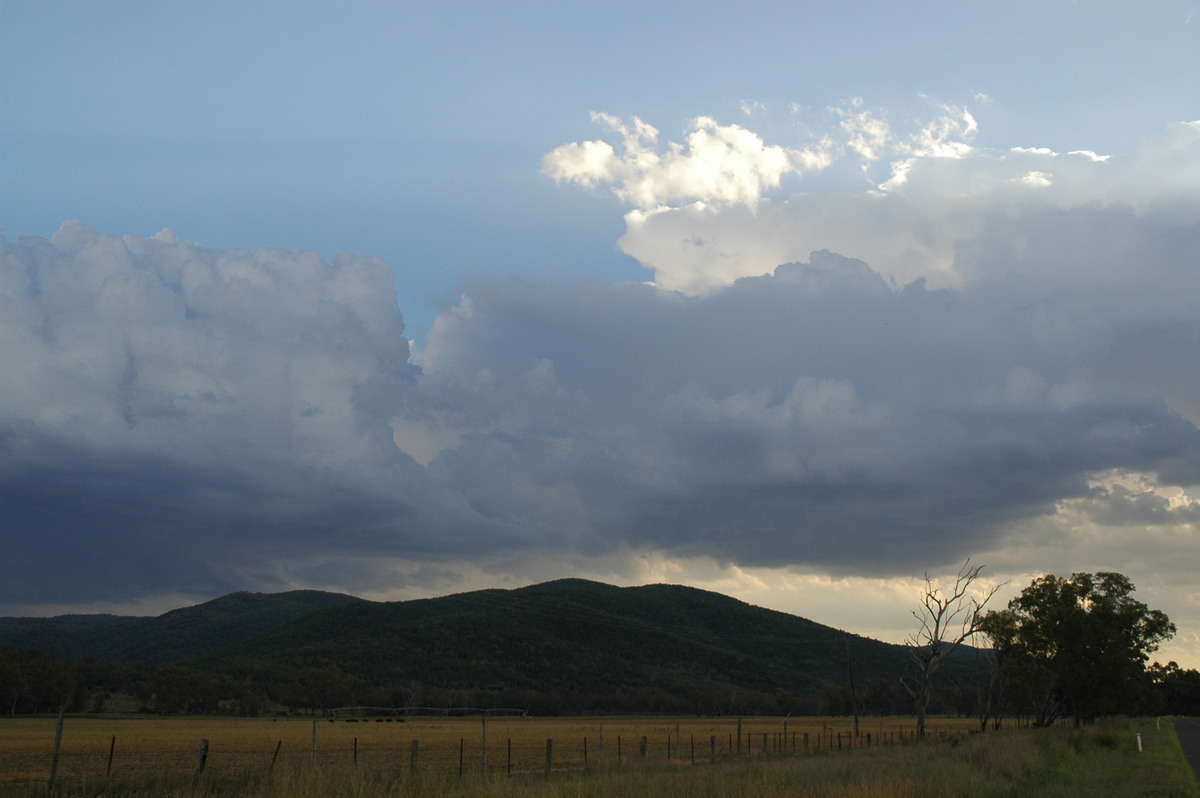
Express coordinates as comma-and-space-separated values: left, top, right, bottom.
0, 589, 357, 664
0, 580, 968, 715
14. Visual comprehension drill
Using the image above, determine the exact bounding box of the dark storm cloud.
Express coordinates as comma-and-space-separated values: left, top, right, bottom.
5, 158, 1200, 605
418, 249, 1200, 574
0, 223, 516, 604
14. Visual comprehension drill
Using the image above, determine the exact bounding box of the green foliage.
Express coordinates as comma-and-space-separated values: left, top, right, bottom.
150, 666, 220, 714
979, 571, 1175, 725
0, 646, 81, 713
1145, 661, 1200, 715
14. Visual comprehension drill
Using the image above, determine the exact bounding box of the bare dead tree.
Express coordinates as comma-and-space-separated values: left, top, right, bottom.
901, 559, 1003, 740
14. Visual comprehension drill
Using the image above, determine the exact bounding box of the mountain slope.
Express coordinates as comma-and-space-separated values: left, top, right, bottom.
1, 580, 977, 713
206, 579, 924, 711
0, 614, 139, 660
0, 589, 357, 663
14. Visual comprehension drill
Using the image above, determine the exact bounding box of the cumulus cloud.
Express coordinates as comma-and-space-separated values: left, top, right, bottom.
5, 113, 1200, 663
0, 223, 505, 605
406, 185, 1200, 651
543, 100, 988, 294
623, 123, 1200, 300
546, 106, 1200, 300
835, 97, 978, 165
414, 247, 1200, 575
542, 112, 832, 209
396, 112, 1200, 629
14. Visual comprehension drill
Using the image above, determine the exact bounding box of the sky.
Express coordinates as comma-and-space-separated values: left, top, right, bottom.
2, 1, 1200, 669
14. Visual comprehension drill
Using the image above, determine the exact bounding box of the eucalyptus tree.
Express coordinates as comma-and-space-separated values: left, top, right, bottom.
979, 571, 1174, 726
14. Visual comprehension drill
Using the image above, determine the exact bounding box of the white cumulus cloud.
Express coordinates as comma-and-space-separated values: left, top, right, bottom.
542, 111, 832, 209
602, 117, 1200, 295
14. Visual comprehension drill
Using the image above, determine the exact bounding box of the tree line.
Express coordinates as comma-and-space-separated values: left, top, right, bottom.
904, 565, 1197, 734
4, 638, 1195, 720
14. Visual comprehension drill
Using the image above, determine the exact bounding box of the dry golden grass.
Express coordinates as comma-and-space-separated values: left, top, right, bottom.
0, 713, 980, 791
1, 716, 1193, 798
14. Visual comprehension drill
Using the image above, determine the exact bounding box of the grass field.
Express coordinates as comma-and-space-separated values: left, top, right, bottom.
2, 714, 967, 789
2, 715, 1194, 797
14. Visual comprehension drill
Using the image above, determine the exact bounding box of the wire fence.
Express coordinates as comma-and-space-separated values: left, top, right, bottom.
2, 714, 976, 793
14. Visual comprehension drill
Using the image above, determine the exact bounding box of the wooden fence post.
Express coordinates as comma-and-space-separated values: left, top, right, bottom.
106, 735, 116, 777
675, 723, 681, 760
736, 718, 743, 754
47, 706, 65, 795
639, 736, 647, 760
544, 738, 554, 777
310, 720, 318, 770
409, 739, 419, 773
269, 740, 282, 774
481, 714, 488, 774
191, 738, 209, 790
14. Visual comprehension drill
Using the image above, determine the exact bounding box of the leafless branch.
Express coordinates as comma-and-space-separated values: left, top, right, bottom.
902, 559, 1006, 738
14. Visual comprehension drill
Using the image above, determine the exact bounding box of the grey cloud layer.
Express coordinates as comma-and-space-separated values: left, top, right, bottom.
0, 223, 502, 603
5, 148, 1200, 603
420, 247, 1200, 573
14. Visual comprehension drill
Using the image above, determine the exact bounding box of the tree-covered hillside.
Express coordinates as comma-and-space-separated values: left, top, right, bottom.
0, 590, 357, 663
12, 578, 1191, 718
205, 578, 916, 714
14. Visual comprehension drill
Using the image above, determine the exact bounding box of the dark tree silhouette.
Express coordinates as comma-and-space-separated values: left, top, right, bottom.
979, 571, 1174, 726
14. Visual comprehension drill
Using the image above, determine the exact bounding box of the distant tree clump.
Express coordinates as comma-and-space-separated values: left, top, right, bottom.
1145, 661, 1200, 716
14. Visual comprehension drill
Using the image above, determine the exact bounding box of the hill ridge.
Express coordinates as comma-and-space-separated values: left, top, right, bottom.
0, 580, 956, 715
